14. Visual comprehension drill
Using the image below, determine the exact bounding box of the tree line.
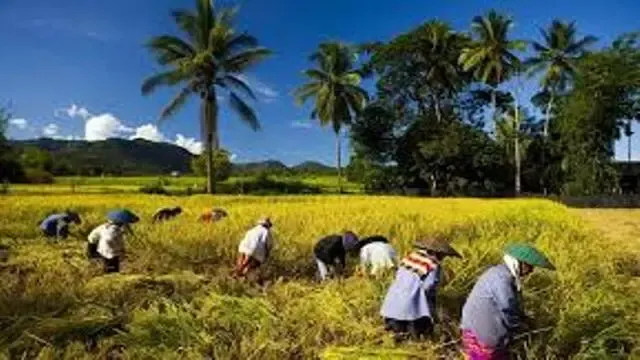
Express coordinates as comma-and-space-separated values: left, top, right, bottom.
141, 0, 640, 195
2, 0, 639, 195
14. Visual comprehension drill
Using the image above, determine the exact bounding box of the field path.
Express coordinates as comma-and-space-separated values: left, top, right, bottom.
573, 208, 640, 248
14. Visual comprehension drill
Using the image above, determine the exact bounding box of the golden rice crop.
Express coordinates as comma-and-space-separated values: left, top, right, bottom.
0, 194, 638, 359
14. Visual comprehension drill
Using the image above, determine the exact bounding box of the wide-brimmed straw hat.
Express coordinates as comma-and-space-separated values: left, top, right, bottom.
414, 237, 462, 258
107, 209, 140, 224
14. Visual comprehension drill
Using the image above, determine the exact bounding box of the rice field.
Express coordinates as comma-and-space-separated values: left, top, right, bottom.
0, 194, 638, 359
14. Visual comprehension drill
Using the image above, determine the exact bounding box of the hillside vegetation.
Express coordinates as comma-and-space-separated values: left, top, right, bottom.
0, 195, 638, 359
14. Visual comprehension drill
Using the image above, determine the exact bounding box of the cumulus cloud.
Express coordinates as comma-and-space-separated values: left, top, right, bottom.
230, 153, 238, 162
85, 113, 133, 141
42, 123, 59, 137
56, 103, 204, 154
9, 118, 28, 130
175, 134, 203, 155
291, 120, 313, 129
130, 124, 166, 142
56, 104, 91, 119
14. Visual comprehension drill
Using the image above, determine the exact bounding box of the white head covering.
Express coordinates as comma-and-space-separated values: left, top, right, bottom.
503, 253, 523, 291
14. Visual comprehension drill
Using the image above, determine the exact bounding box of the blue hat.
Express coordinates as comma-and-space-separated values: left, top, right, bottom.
107, 209, 139, 224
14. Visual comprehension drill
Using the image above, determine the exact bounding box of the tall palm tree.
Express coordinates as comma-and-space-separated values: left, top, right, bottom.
141, 0, 271, 193
496, 105, 535, 195
294, 42, 369, 193
459, 10, 526, 130
417, 21, 469, 123
526, 20, 597, 137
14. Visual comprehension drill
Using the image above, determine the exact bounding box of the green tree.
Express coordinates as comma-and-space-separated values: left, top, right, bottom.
459, 10, 526, 128
141, 0, 271, 193
526, 20, 597, 137
20, 146, 53, 172
294, 42, 369, 193
191, 149, 232, 182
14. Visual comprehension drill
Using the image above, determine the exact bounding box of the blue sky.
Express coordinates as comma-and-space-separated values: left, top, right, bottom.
1, 0, 639, 165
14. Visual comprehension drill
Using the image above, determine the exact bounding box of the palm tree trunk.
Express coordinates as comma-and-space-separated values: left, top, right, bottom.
514, 105, 521, 196
544, 92, 554, 138
336, 132, 343, 193
432, 94, 442, 123
202, 91, 218, 194
490, 89, 497, 134
628, 119, 633, 164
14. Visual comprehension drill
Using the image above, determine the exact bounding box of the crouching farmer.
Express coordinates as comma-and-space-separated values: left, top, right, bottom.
87, 209, 139, 273
380, 237, 461, 341
39, 210, 81, 240
234, 217, 274, 278
357, 235, 397, 276
313, 231, 359, 282
152, 206, 182, 223
460, 244, 555, 359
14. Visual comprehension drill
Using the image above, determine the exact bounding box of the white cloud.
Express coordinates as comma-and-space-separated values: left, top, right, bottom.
42, 123, 59, 137
56, 104, 91, 119
9, 118, 28, 130
230, 153, 238, 162
85, 113, 133, 141
175, 134, 203, 155
130, 124, 166, 142
291, 120, 313, 129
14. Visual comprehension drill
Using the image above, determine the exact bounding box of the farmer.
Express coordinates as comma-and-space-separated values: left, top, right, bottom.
152, 206, 182, 223
39, 210, 81, 240
233, 217, 274, 278
87, 209, 139, 273
199, 207, 228, 223
460, 243, 555, 359
380, 237, 462, 341
357, 235, 397, 276
313, 230, 359, 281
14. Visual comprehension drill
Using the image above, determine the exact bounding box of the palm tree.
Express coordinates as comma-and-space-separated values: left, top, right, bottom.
416, 21, 469, 123
496, 105, 535, 195
459, 10, 526, 130
141, 0, 271, 193
526, 20, 597, 137
294, 42, 369, 193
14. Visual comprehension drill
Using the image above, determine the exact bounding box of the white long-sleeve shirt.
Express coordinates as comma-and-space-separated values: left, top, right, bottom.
238, 225, 273, 263
88, 223, 126, 259
360, 242, 397, 275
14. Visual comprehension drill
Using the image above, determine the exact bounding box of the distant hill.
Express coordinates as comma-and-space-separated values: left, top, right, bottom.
12, 138, 338, 177
12, 138, 194, 176
291, 161, 336, 174
231, 160, 288, 175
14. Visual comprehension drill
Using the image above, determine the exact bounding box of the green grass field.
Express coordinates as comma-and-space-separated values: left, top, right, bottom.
7, 176, 363, 195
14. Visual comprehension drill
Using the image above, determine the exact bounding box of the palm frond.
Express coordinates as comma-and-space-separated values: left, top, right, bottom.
223, 47, 272, 72
293, 82, 322, 106
566, 35, 598, 54
218, 74, 256, 100
147, 35, 195, 65
229, 92, 260, 131
226, 33, 259, 53
141, 70, 189, 95
171, 9, 198, 40
302, 69, 331, 82
160, 87, 192, 121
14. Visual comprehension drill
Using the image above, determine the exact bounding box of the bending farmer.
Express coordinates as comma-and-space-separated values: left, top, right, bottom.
39, 210, 81, 240
460, 243, 555, 360
313, 230, 359, 281
234, 217, 274, 278
380, 237, 461, 341
87, 209, 139, 273
357, 235, 397, 276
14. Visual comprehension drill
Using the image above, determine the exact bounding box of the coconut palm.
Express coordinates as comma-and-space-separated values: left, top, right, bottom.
294, 42, 369, 193
459, 10, 526, 128
141, 0, 271, 193
417, 21, 469, 122
526, 20, 597, 136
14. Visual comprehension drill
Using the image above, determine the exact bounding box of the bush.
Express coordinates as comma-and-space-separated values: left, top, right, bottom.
23, 168, 54, 184
232, 172, 322, 194
139, 179, 168, 195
